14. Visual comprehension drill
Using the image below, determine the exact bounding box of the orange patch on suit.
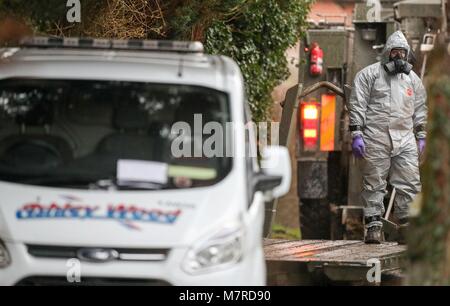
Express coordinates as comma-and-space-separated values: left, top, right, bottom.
406, 88, 413, 97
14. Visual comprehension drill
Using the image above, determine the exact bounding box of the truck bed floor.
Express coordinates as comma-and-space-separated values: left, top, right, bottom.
264, 239, 407, 285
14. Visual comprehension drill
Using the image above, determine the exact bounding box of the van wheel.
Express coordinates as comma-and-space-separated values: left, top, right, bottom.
299, 199, 331, 239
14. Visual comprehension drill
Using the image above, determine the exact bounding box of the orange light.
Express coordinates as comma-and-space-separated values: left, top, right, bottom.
304, 129, 317, 138
303, 105, 318, 120
320, 94, 336, 151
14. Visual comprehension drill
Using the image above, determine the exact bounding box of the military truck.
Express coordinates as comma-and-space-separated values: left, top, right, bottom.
264, 0, 449, 285
289, 0, 448, 240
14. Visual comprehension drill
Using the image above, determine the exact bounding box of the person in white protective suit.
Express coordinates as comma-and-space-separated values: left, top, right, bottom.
348, 31, 427, 244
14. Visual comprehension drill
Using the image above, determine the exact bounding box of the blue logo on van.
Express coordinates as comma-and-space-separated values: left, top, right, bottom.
16, 201, 182, 230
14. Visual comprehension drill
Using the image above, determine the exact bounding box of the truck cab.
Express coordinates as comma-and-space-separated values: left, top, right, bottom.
0, 37, 291, 285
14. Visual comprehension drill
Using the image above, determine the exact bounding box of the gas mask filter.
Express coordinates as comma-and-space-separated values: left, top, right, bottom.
384, 54, 413, 75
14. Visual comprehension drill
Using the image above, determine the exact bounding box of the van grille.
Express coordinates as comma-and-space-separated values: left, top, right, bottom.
27, 244, 170, 262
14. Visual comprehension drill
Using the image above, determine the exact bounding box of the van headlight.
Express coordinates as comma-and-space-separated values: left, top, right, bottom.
182, 221, 244, 274
0, 240, 11, 268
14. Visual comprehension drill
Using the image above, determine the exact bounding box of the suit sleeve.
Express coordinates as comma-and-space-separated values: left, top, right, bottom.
348, 69, 372, 137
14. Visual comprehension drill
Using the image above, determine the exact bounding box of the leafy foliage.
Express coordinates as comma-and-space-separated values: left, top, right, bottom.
0, 0, 101, 34
204, 0, 312, 122
0, 0, 312, 122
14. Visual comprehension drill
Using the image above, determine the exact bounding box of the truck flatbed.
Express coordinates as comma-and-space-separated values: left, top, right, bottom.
264, 239, 407, 285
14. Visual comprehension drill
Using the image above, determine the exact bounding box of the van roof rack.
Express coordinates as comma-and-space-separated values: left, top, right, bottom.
19, 36, 204, 53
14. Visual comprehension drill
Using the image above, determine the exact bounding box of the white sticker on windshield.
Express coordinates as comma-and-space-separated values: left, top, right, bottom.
117, 160, 168, 184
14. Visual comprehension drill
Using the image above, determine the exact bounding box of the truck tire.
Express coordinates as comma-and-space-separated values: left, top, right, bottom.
300, 199, 331, 240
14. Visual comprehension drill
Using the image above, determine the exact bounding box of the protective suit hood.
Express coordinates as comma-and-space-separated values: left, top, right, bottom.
381, 31, 411, 64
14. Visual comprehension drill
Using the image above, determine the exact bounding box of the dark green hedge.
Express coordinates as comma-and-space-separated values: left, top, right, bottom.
0, 0, 312, 122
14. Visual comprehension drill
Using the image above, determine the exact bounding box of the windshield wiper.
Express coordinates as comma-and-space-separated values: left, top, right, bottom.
114, 179, 166, 190
87, 179, 166, 190
13, 175, 167, 190
17, 174, 109, 187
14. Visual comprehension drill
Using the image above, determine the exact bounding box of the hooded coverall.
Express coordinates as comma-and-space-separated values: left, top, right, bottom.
348, 31, 427, 227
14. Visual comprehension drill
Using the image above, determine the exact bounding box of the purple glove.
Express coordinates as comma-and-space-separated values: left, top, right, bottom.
352, 135, 365, 158
418, 138, 426, 154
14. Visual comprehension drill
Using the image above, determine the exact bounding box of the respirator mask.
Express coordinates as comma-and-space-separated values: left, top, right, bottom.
383, 52, 413, 75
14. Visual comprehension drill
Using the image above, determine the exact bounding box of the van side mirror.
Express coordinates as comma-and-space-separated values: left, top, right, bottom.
259, 146, 291, 199
253, 173, 282, 193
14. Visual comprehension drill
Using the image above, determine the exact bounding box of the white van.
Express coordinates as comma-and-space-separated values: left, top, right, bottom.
0, 37, 291, 285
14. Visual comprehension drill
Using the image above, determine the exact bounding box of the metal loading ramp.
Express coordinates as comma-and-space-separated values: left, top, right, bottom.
264, 239, 407, 285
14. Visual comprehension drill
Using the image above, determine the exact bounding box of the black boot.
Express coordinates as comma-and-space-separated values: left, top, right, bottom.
397, 218, 409, 245
364, 216, 383, 244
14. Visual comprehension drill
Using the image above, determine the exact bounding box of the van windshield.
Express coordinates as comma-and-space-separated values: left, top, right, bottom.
0, 79, 232, 190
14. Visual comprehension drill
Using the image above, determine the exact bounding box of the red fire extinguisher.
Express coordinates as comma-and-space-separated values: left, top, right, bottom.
309, 42, 323, 76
